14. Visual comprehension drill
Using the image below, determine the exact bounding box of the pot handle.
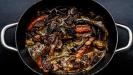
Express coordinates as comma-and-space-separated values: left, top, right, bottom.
115, 23, 133, 53
0, 23, 18, 52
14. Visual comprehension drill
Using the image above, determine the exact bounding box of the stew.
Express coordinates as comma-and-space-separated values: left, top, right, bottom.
25, 7, 108, 73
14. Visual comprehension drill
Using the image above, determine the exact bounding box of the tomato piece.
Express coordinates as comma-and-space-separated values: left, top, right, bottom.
76, 46, 87, 60
42, 47, 46, 54
36, 57, 43, 68
75, 25, 91, 33
28, 15, 48, 30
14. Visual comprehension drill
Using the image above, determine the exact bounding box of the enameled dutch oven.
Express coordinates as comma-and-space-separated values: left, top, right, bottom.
1, 0, 132, 75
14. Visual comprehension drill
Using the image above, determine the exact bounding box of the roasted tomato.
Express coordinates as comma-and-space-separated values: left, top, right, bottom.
75, 25, 91, 33
28, 15, 48, 30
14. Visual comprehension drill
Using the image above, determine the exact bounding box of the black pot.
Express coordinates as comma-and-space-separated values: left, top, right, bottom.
1, 0, 132, 75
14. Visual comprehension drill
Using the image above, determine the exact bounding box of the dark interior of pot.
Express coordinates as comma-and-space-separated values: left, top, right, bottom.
16, 0, 117, 75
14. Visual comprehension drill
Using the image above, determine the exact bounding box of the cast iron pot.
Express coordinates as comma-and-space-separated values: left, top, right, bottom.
1, 0, 133, 75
